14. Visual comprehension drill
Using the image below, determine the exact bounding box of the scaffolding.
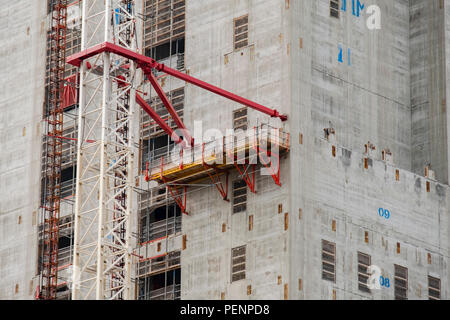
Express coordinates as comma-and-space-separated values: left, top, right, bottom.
39, 0, 68, 300
56, 107, 79, 300
143, 0, 185, 51
134, 4, 186, 299
136, 250, 181, 300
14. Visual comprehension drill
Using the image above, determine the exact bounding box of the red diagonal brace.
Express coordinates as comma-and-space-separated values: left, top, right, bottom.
206, 169, 229, 201
160, 157, 188, 215
225, 144, 256, 193
234, 163, 256, 193
202, 143, 229, 201
153, 64, 288, 122
67, 42, 288, 122
254, 127, 282, 187
136, 93, 185, 146
257, 148, 281, 187
164, 183, 187, 215
145, 71, 194, 146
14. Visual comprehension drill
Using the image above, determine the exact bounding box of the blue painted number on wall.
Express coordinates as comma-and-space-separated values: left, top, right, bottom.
378, 208, 390, 219
379, 276, 390, 288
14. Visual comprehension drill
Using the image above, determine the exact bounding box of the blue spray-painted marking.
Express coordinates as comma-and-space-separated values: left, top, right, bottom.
343, 0, 364, 17
338, 45, 344, 63
338, 45, 351, 65
352, 0, 365, 17
378, 208, 390, 219
379, 276, 390, 288
115, 8, 121, 25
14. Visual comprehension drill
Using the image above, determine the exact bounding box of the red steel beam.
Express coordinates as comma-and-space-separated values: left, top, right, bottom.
136, 93, 184, 146
146, 71, 194, 146
67, 42, 154, 68
152, 64, 288, 121
67, 42, 288, 122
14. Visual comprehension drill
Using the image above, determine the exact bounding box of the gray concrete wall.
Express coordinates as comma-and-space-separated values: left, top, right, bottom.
178, 0, 450, 300
184, 0, 290, 135
309, 0, 411, 172
181, 0, 291, 300
0, 0, 47, 300
443, 1, 450, 186
1, 0, 450, 301
410, 0, 448, 184
290, 0, 448, 300
290, 135, 449, 299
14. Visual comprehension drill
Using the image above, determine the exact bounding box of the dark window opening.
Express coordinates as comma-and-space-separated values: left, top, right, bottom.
40, 166, 76, 205
231, 246, 246, 282
61, 125, 78, 168
322, 240, 336, 282
56, 285, 68, 293
232, 179, 247, 214
58, 235, 73, 250
56, 284, 71, 300
394, 265, 408, 300
428, 276, 440, 300
40, 177, 46, 206
61, 165, 77, 199
142, 135, 175, 170
145, 38, 185, 61
233, 107, 248, 131
234, 15, 249, 50
330, 0, 340, 18
357, 252, 371, 293
63, 101, 78, 114
61, 166, 75, 182
138, 268, 181, 300
140, 203, 182, 243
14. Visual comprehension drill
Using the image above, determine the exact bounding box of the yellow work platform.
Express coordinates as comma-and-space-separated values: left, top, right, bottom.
147, 125, 290, 186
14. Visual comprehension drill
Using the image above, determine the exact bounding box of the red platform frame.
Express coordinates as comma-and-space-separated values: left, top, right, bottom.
67, 42, 287, 213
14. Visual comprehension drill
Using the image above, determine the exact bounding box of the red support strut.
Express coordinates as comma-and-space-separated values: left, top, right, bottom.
202, 143, 229, 201
254, 127, 282, 187
154, 64, 288, 122
136, 93, 185, 146
145, 71, 194, 146
67, 42, 288, 122
256, 148, 281, 187
159, 157, 188, 215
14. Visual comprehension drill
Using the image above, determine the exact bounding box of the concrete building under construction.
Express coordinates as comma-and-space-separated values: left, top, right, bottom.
0, 0, 449, 300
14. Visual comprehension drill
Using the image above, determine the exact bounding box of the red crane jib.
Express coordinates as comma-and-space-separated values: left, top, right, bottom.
67, 42, 288, 146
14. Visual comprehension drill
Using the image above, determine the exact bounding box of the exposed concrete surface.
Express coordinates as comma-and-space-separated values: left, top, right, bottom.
410, 0, 448, 184
0, 0, 46, 299
1, 0, 450, 300
179, 0, 450, 300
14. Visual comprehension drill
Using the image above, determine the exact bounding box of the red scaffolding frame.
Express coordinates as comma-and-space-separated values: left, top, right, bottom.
39, 0, 68, 300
